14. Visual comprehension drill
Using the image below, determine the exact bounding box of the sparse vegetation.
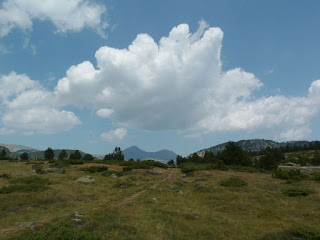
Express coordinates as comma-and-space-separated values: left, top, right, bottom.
282, 188, 315, 197
81, 166, 108, 173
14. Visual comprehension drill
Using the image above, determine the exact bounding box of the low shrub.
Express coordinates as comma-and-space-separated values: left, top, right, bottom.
81, 166, 108, 173
282, 187, 314, 197
220, 177, 248, 187
122, 166, 133, 171
272, 169, 304, 181
120, 160, 168, 169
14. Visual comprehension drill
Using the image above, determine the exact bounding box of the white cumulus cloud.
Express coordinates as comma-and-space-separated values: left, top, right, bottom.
0, 72, 81, 134
53, 21, 320, 140
100, 128, 127, 142
0, 0, 107, 37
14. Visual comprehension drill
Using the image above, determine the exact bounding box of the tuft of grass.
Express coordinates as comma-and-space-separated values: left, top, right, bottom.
282, 188, 315, 197
220, 177, 248, 187
0, 173, 11, 179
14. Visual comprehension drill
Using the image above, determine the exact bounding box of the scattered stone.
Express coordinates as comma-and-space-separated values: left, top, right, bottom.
19, 222, 33, 228
109, 173, 118, 179
74, 212, 86, 217
181, 174, 187, 177
178, 189, 184, 195
148, 168, 163, 175
75, 175, 96, 184
152, 198, 158, 203
72, 218, 82, 223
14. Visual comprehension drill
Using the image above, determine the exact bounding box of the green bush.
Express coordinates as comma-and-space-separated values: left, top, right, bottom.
120, 160, 168, 169
220, 177, 248, 187
81, 166, 108, 173
282, 188, 314, 197
272, 169, 304, 181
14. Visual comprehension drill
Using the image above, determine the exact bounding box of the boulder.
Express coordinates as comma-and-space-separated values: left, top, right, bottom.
109, 173, 118, 179
148, 168, 163, 175
75, 175, 95, 184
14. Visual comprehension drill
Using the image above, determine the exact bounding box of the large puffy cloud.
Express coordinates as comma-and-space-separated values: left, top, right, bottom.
0, 72, 81, 134
0, 0, 107, 37
53, 21, 320, 140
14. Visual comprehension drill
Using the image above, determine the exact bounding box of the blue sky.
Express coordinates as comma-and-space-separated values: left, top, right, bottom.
0, 0, 320, 156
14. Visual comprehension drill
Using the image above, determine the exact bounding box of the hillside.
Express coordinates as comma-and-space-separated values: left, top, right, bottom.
194, 139, 316, 157
0, 143, 39, 153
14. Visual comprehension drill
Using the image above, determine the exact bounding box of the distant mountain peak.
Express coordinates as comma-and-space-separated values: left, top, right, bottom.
123, 146, 177, 162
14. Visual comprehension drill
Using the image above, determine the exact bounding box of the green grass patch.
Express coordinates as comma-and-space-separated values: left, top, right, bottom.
220, 177, 248, 187
282, 188, 315, 197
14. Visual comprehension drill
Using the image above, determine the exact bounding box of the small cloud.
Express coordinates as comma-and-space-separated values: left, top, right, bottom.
96, 108, 113, 118
100, 128, 127, 142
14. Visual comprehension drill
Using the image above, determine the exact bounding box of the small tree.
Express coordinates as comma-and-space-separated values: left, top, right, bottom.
70, 150, 82, 160
58, 150, 68, 160
20, 152, 29, 160
0, 149, 7, 159
167, 159, 175, 165
83, 153, 94, 161
113, 147, 124, 161
103, 147, 124, 161
217, 142, 251, 166
44, 147, 54, 160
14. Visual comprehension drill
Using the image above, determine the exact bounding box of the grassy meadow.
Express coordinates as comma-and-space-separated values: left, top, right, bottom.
0, 160, 319, 239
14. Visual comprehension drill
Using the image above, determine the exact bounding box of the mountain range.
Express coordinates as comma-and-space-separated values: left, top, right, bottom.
0, 143, 177, 162
122, 146, 177, 162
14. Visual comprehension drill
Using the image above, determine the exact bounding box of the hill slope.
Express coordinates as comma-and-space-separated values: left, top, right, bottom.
194, 139, 314, 157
